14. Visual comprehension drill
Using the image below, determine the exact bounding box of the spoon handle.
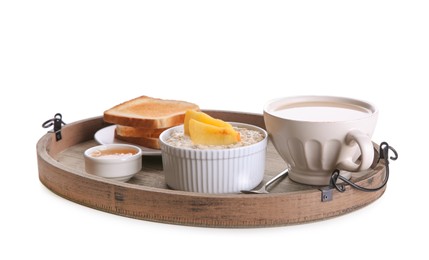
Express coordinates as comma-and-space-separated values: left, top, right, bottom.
264, 169, 289, 190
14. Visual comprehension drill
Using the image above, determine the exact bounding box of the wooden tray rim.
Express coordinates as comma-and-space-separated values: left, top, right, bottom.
37, 110, 387, 227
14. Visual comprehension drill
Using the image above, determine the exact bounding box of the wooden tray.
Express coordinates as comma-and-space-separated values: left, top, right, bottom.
37, 110, 387, 228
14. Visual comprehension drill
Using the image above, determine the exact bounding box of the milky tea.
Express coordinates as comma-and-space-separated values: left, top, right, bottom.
271, 103, 371, 122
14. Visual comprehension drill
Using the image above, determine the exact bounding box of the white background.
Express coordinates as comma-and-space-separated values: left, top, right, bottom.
1, 0, 428, 259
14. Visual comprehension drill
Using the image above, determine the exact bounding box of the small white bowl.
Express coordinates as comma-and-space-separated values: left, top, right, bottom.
84, 144, 142, 182
159, 122, 268, 194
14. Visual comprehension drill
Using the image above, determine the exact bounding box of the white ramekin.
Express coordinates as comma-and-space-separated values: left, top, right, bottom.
84, 144, 142, 182
159, 122, 268, 194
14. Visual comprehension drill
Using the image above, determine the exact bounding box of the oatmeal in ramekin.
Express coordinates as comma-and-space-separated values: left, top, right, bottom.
159, 122, 268, 194
165, 127, 264, 149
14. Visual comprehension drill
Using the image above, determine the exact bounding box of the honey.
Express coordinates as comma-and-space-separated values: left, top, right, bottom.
90, 148, 138, 158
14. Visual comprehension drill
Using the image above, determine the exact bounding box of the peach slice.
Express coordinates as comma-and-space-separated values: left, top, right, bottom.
189, 119, 241, 145
184, 110, 233, 136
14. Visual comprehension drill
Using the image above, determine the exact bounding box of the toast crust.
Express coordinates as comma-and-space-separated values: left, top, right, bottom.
114, 132, 161, 149
104, 96, 200, 128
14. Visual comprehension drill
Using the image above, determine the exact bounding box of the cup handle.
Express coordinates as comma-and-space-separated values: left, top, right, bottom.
337, 130, 374, 172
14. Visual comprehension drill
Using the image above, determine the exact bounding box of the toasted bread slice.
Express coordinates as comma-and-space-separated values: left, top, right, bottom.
115, 133, 161, 149
104, 96, 200, 128
115, 125, 167, 138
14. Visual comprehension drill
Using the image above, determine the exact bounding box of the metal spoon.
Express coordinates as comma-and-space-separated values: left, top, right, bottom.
241, 169, 289, 194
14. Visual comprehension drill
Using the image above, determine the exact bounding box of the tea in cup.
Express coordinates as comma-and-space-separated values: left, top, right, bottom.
263, 96, 378, 186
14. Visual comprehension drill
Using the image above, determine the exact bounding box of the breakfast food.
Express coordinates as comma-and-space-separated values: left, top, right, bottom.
114, 133, 162, 149
104, 96, 200, 149
184, 110, 240, 145
184, 109, 234, 135
104, 96, 200, 128
159, 111, 268, 193
165, 110, 263, 148
84, 144, 142, 182
166, 125, 264, 149
90, 147, 138, 159
188, 119, 241, 145
115, 125, 168, 138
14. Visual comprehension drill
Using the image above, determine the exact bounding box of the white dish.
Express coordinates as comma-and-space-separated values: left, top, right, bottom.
94, 125, 162, 156
159, 122, 268, 194
84, 144, 143, 182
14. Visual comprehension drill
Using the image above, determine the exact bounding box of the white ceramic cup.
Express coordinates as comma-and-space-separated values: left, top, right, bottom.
263, 96, 378, 186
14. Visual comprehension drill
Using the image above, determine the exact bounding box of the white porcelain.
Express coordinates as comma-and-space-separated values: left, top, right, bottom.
94, 125, 161, 156
159, 123, 268, 194
264, 96, 378, 186
84, 144, 142, 181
